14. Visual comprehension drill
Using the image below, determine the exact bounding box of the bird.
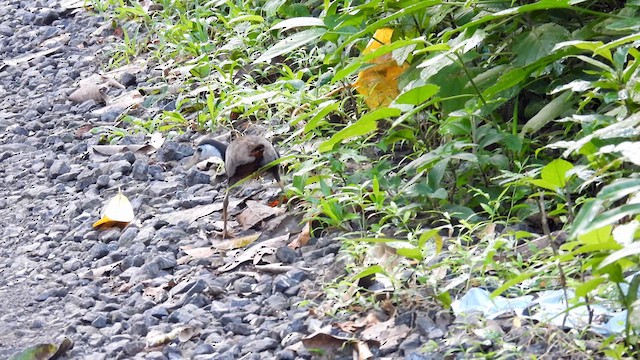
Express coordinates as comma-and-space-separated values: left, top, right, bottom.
186, 135, 284, 238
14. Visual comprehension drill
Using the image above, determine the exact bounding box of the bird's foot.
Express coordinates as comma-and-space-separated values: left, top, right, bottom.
215, 229, 237, 239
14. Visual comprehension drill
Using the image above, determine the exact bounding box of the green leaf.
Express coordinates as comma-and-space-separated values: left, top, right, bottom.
569, 199, 604, 239
396, 247, 423, 260
513, 23, 570, 66
270, 17, 325, 31
419, 229, 442, 253
521, 91, 573, 136
491, 271, 537, 297
599, 241, 640, 269
586, 204, 640, 236
228, 15, 264, 24
483, 68, 527, 99
395, 84, 440, 105
301, 100, 339, 131
352, 265, 385, 280
319, 107, 401, 152
255, 28, 326, 63
578, 225, 612, 245
436, 291, 451, 307
575, 277, 606, 297
541, 158, 573, 189
8, 344, 58, 360
598, 178, 640, 202
333, 0, 441, 55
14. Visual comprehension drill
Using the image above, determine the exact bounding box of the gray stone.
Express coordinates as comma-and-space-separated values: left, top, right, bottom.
118, 226, 139, 246
49, 160, 71, 179
122, 341, 145, 356
89, 243, 110, 259
275, 246, 297, 264
185, 170, 210, 187
62, 258, 82, 272
245, 338, 277, 353
132, 160, 149, 180
92, 315, 108, 328
96, 174, 110, 188
147, 181, 181, 197
193, 343, 215, 355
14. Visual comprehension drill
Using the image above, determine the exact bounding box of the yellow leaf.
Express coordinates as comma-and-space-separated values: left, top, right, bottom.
353, 28, 409, 109
363, 28, 394, 54
93, 191, 134, 228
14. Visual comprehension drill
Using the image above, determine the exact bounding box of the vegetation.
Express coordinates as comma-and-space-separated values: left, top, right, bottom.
91, 0, 640, 357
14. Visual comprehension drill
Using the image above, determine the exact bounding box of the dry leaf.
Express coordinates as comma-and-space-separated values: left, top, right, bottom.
360, 318, 410, 351
353, 28, 409, 109
302, 331, 351, 353
92, 190, 135, 228
157, 200, 242, 226
3, 46, 61, 66
288, 221, 311, 249
92, 90, 143, 114
237, 200, 285, 230
143, 285, 167, 303
68, 82, 109, 104
91, 144, 156, 156
146, 325, 199, 347
210, 232, 261, 250
79, 260, 122, 278
218, 233, 289, 272
180, 246, 217, 258
355, 340, 374, 360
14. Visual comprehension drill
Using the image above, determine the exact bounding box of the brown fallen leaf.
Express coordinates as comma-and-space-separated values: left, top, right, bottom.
84, 260, 122, 278
181, 246, 216, 258
146, 325, 200, 347
355, 340, 374, 360
68, 82, 109, 104
3, 46, 62, 66
302, 330, 352, 355
360, 318, 410, 351
92, 89, 143, 115
218, 233, 289, 272
210, 232, 261, 250
143, 285, 168, 303
288, 221, 311, 249
237, 200, 286, 230
91, 144, 156, 156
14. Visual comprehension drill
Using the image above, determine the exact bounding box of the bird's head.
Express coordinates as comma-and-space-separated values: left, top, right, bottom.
185, 138, 228, 169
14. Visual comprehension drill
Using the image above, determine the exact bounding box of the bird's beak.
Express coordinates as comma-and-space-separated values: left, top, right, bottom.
185, 153, 201, 169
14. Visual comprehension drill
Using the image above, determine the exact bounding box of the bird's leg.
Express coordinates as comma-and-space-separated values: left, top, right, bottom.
218, 189, 237, 239
222, 190, 229, 239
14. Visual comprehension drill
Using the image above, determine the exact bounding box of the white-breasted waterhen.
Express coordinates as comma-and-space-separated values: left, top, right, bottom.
186, 135, 284, 237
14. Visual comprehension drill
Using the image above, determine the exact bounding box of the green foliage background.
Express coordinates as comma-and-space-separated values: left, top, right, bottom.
93, 0, 640, 355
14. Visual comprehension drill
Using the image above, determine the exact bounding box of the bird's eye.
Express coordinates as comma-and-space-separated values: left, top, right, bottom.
196, 148, 202, 153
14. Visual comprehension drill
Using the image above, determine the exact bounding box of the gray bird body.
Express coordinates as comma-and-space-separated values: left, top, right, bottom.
186, 135, 284, 238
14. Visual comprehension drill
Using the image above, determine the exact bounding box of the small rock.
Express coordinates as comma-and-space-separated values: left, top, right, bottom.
92, 315, 108, 328
275, 246, 296, 264
62, 258, 82, 272
131, 160, 148, 181
193, 343, 215, 355
185, 170, 210, 187
49, 159, 70, 179
119, 73, 137, 87
89, 243, 110, 259
96, 174, 110, 188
